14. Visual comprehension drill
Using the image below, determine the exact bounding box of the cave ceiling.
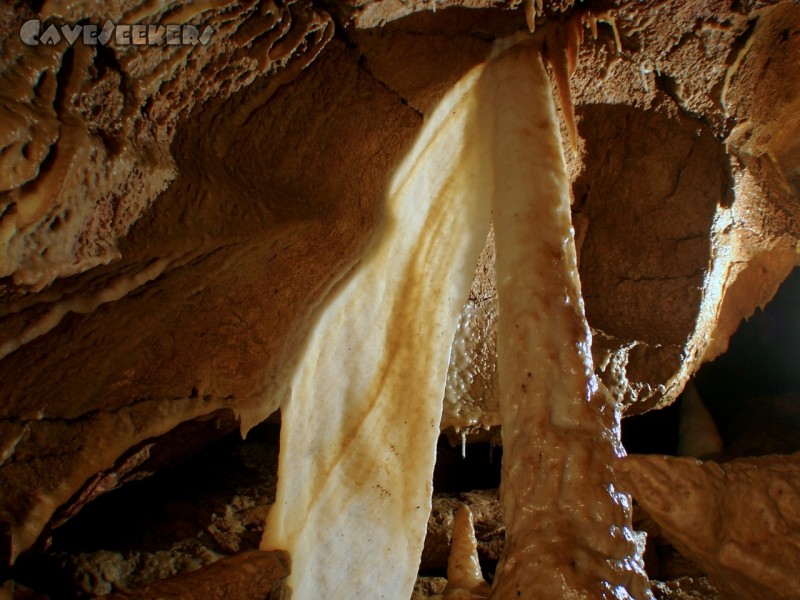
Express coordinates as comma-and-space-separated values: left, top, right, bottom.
0, 0, 799, 598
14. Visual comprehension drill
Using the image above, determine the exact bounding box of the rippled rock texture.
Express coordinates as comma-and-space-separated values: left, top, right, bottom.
0, 0, 799, 598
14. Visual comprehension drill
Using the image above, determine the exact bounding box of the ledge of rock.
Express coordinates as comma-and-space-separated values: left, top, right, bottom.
0, 0, 798, 597
618, 452, 800, 600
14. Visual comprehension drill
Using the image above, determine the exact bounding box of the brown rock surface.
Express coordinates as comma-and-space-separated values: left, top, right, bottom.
426, 0, 800, 430
651, 577, 721, 600
98, 549, 290, 600
0, 0, 797, 596
618, 453, 800, 599
0, 0, 332, 293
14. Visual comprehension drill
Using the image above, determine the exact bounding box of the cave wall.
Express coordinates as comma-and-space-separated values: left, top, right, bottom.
0, 0, 799, 584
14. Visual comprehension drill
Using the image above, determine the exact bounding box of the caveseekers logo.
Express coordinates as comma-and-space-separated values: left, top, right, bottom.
20, 19, 214, 47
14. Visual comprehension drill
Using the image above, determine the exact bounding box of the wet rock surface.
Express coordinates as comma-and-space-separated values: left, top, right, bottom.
0, 0, 798, 597
619, 452, 800, 600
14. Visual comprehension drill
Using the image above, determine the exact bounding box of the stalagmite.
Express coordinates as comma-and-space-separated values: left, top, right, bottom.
480, 43, 652, 599
676, 381, 723, 459
437, 505, 491, 599
262, 38, 651, 599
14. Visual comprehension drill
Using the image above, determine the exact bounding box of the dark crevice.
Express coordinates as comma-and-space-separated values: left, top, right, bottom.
32, 69, 54, 103
653, 72, 721, 138
27, 0, 46, 13
54, 45, 76, 115
354, 51, 424, 118
654, 72, 681, 106
572, 184, 590, 212
96, 129, 123, 156
9, 418, 280, 599
92, 43, 122, 79
0, 202, 17, 221
336, 28, 425, 117
622, 400, 681, 455
94, 41, 136, 114
433, 436, 501, 493
696, 267, 800, 458
727, 16, 758, 68
697, 266, 800, 404
614, 267, 706, 286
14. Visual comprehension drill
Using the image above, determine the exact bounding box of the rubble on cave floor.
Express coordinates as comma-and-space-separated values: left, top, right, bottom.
8, 423, 279, 599
1, 420, 732, 600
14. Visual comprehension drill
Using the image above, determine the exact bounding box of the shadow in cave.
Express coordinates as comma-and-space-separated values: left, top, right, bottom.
574, 101, 728, 455
695, 266, 800, 458
621, 269, 800, 459
617, 269, 800, 589
424, 433, 503, 587
9, 419, 281, 599
621, 401, 681, 456
433, 434, 502, 494
575, 103, 727, 350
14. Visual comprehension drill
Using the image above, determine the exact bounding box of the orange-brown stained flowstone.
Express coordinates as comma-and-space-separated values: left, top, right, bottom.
481, 42, 652, 599
261, 36, 656, 600
259, 54, 492, 598
617, 453, 800, 600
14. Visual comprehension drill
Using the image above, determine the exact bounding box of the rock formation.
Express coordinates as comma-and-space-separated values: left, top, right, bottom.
618, 453, 800, 600
0, 0, 799, 598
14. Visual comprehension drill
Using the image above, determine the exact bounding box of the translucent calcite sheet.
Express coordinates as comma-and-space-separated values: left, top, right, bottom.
260, 57, 492, 598
262, 39, 651, 599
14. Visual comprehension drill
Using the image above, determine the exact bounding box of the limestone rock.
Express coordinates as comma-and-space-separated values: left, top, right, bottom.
99, 549, 290, 600
434, 0, 800, 428
618, 453, 800, 600
651, 577, 720, 600
0, 0, 797, 597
